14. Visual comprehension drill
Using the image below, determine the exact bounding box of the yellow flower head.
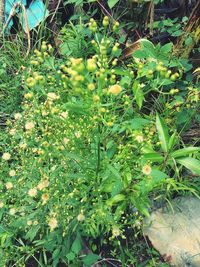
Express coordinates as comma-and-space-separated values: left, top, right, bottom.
9, 208, 16, 215
48, 217, 58, 231
2, 152, 11, 161
60, 111, 68, 119
87, 83, 95, 91
63, 138, 70, 145
77, 213, 85, 222
135, 135, 144, 143
112, 227, 120, 237
42, 193, 49, 205
28, 188, 37, 197
93, 95, 100, 102
24, 92, 33, 99
9, 129, 16, 136
27, 220, 32, 226
37, 180, 49, 191
75, 132, 81, 138
142, 165, 152, 175
25, 121, 35, 131
14, 113, 22, 120
47, 92, 58, 101
6, 182, 13, 190
108, 84, 122, 95
107, 121, 114, 127
0, 202, 4, 208
9, 170, 16, 177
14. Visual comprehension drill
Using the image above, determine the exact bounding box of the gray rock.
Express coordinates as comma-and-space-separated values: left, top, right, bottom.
143, 196, 200, 267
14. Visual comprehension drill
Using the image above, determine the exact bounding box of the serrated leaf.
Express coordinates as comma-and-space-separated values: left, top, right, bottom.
156, 113, 169, 153
171, 147, 200, 158
177, 157, 200, 175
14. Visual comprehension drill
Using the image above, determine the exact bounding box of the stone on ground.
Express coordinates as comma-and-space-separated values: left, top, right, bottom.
143, 196, 200, 267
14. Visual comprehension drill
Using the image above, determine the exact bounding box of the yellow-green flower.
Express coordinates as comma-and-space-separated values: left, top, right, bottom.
108, 84, 122, 95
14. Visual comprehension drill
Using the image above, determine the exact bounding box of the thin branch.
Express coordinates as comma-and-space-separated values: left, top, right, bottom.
49, 0, 62, 23
0, 0, 5, 27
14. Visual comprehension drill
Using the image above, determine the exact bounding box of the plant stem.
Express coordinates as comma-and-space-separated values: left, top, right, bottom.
0, 0, 5, 28
96, 124, 101, 176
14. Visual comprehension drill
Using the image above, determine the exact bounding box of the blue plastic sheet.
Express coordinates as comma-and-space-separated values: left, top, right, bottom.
19, 0, 49, 32
4, 0, 49, 32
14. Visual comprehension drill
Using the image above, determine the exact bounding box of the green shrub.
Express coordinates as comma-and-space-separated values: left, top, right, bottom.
0, 18, 199, 266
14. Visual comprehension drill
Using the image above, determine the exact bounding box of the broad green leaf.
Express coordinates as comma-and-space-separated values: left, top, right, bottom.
108, 0, 119, 8
141, 39, 156, 57
111, 180, 123, 197
151, 169, 168, 181
82, 254, 101, 266
143, 153, 164, 162
160, 43, 173, 54
130, 117, 150, 130
177, 157, 200, 175
171, 147, 200, 158
71, 234, 82, 254
156, 113, 169, 153
132, 49, 147, 58
133, 81, 144, 109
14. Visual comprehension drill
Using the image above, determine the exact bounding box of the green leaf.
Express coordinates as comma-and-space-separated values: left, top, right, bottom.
108, 0, 119, 8
82, 254, 101, 266
168, 132, 176, 151
52, 248, 60, 261
66, 252, 75, 261
25, 225, 40, 241
160, 43, 173, 54
130, 117, 150, 130
71, 234, 82, 254
106, 194, 126, 206
133, 81, 144, 109
143, 153, 164, 162
171, 30, 183, 37
141, 39, 156, 57
177, 157, 200, 175
171, 147, 200, 158
151, 169, 168, 182
156, 113, 169, 153
111, 180, 123, 197
132, 49, 147, 58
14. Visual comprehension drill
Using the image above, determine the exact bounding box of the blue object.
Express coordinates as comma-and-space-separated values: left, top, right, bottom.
19, 0, 49, 32
4, 0, 49, 32
5, 0, 27, 30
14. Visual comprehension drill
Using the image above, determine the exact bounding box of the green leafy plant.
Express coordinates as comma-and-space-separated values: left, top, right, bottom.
143, 113, 200, 178
0, 16, 198, 267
